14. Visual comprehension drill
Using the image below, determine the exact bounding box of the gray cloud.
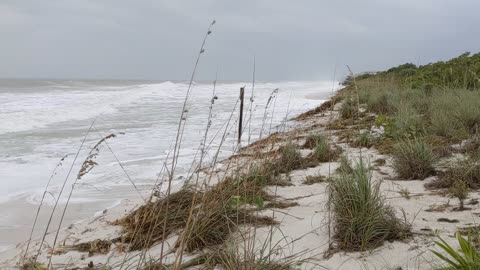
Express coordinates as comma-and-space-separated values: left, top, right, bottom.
0, 0, 479, 81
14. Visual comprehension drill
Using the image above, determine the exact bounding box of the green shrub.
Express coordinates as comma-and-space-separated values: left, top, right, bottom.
432, 232, 480, 269
328, 160, 410, 251
392, 138, 436, 179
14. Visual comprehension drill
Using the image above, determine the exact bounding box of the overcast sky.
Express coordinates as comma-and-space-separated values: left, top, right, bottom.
1, 0, 479, 81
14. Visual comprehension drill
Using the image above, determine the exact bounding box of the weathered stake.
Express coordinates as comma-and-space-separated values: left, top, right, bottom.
238, 87, 245, 145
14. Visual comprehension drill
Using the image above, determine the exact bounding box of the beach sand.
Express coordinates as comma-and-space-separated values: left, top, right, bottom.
2, 96, 477, 270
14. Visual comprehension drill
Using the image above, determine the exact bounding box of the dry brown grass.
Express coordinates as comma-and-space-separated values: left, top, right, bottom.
115, 176, 278, 252
21, 261, 47, 270
303, 174, 326, 185
426, 159, 480, 190
69, 239, 112, 256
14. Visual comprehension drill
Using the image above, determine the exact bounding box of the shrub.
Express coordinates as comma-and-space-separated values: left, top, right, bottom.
432, 232, 480, 269
340, 96, 358, 119
328, 160, 410, 251
392, 138, 436, 179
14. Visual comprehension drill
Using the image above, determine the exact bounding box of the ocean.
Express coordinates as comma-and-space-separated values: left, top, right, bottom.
0, 79, 336, 252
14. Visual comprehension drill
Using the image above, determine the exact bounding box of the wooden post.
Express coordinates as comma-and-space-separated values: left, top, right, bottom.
238, 87, 245, 145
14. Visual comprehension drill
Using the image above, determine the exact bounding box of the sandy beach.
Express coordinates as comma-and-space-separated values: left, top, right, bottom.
3, 88, 479, 269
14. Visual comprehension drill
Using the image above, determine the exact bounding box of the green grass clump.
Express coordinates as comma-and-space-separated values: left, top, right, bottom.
277, 142, 302, 172
328, 160, 410, 251
432, 232, 480, 270
21, 261, 47, 270
309, 134, 338, 162
204, 241, 295, 270
392, 138, 436, 179
352, 131, 374, 148
449, 179, 469, 210
429, 89, 480, 139
390, 104, 424, 139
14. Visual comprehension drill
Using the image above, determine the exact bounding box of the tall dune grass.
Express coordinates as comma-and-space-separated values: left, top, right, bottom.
328, 160, 410, 251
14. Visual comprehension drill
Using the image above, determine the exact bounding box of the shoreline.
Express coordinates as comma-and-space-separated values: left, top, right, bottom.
0, 89, 336, 268
5, 74, 478, 269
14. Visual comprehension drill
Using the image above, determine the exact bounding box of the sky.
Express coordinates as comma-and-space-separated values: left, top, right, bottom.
0, 0, 479, 81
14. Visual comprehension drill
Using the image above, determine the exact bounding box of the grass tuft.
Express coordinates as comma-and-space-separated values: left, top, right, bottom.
336, 155, 354, 175
426, 159, 480, 190
277, 142, 303, 173
328, 160, 410, 251
308, 134, 339, 162
303, 174, 325, 185
340, 96, 358, 119
21, 261, 47, 270
392, 138, 436, 179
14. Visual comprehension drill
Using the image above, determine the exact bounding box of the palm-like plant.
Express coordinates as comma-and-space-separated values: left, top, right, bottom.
432, 232, 480, 269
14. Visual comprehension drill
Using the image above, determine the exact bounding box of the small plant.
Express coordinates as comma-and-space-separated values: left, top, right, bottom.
449, 179, 469, 211
399, 187, 411, 200
21, 261, 47, 270
340, 96, 358, 119
432, 232, 480, 269
303, 133, 321, 149
375, 114, 395, 138
353, 131, 374, 148
328, 160, 410, 251
311, 134, 337, 162
374, 158, 386, 167
278, 142, 302, 172
303, 174, 325, 185
336, 155, 353, 175
392, 138, 436, 179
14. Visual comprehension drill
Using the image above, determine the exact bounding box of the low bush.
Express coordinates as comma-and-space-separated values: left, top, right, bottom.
340, 96, 358, 119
